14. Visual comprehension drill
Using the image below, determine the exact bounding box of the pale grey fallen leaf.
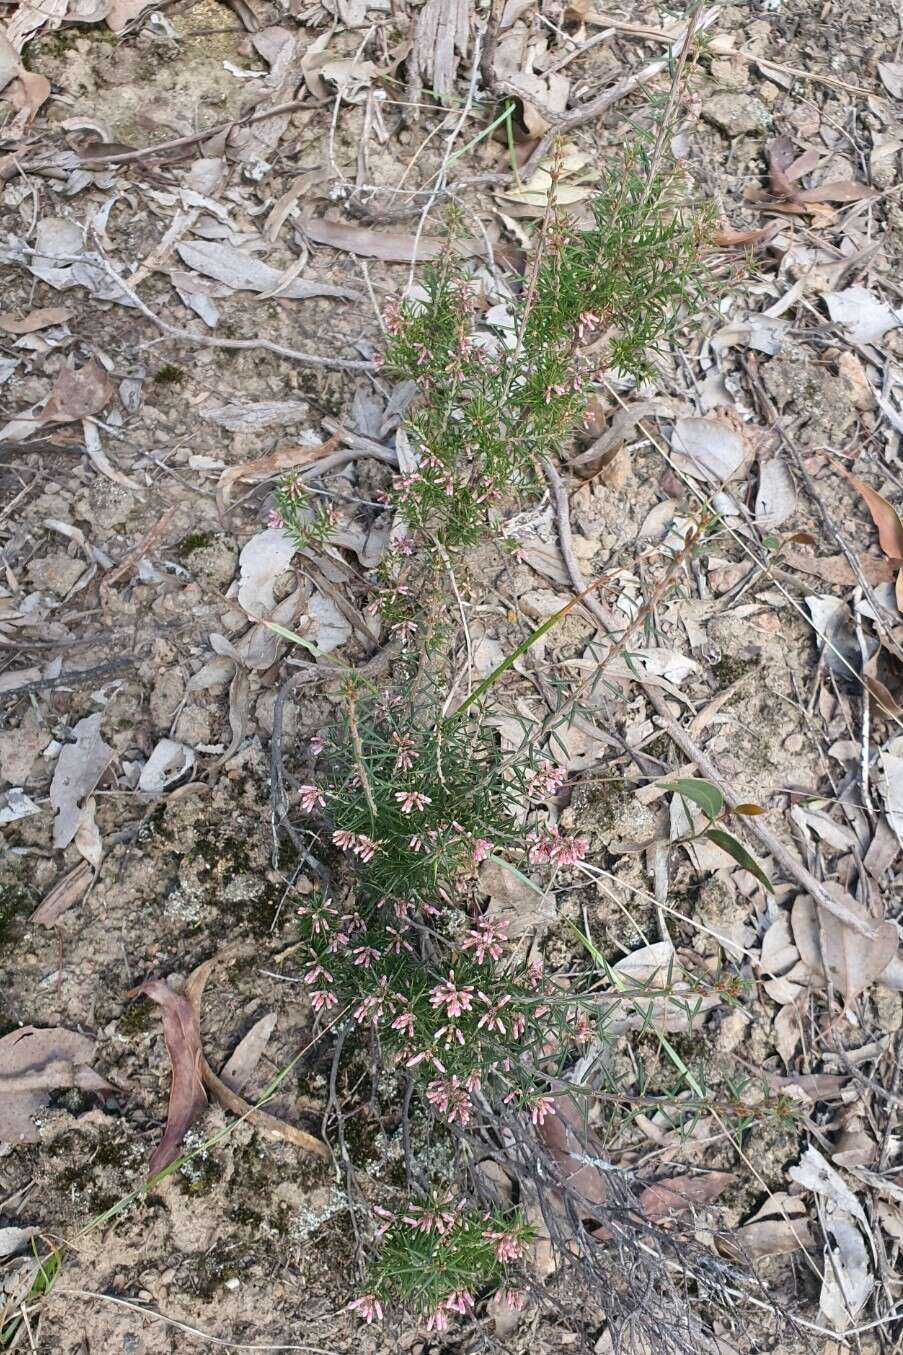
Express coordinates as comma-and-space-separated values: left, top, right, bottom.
754, 459, 796, 528
791, 893, 898, 1000
0, 788, 40, 824
24, 218, 136, 305
630, 647, 700, 685
236, 527, 297, 616
49, 713, 112, 849
0, 1227, 39, 1260
788, 1145, 869, 1230
824, 286, 903, 345
0, 1026, 110, 1145
220, 1013, 277, 1095
877, 61, 903, 99
804, 595, 859, 677
176, 239, 364, 301
878, 739, 903, 848
819, 1215, 873, 1332
308, 589, 352, 653
670, 417, 746, 482
187, 157, 227, 195
73, 796, 102, 869
175, 287, 220, 328
199, 399, 310, 431
790, 805, 858, 852
711, 315, 789, 357
138, 739, 196, 793
606, 940, 719, 1034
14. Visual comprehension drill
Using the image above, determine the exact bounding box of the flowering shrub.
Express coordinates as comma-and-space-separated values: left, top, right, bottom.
279, 147, 712, 1335
268, 469, 340, 548
357, 1198, 535, 1329
379, 147, 709, 548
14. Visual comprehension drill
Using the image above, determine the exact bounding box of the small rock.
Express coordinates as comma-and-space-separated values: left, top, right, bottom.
702, 92, 769, 138
26, 552, 86, 595
183, 533, 238, 590
150, 668, 184, 728
710, 57, 748, 88
74, 479, 138, 532
0, 722, 48, 785
836, 351, 875, 411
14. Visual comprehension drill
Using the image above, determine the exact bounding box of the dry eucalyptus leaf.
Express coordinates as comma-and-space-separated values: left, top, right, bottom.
478, 857, 555, 937
138, 739, 196, 793
670, 417, 746, 482
49, 713, 112, 849
0, 306, 72, 334
308, 589, 352, 653
878, 61, 903, 98
73, 796, 102, 869
791, 893, 898, 1000
824, 286, 903, 346
754, 459, 796, 528
0, 1227, 39, 1260
804, 595, 859, 677
0, 1026, 110, 1145
236, 527, 297, 616
878, 739, 903, 847
132, 978, 207, 1176
302, 216, 492, 263
0, 787, 40, 824
31, 860, 93, 926
219, 1012, 277, 1095
176, 239, 364, 301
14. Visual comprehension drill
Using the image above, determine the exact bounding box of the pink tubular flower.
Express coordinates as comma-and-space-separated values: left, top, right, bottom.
493, 1287, 527, 1311
483, 1228, 528, 1263
351, 834, 380, 862
332, 829, 355, 851
348, 1294, 383, 1324
425, 1075, 471, 1125
444, 1290, 475, 1315
396, 789, 431, 814
351, 945, 379, 968
527, 825, 588, 867
303, 961, 333, 986
404, 1198, 458, 1235
298, 784, 325, 813
391, 618, 418, 640
471, 837, 493, 864
426, 1307, 449, 1332
267, 508, 284, 529
309, 734, 325, 756
529, 1093, 556, 1126
462, 917, 509, 964
391, 732, 416, 771
476, 995, 511, 1036
576, 309, 603, 342
390, 1010, 415, 1038
310, 988, 337, 1014
526, 760, 568, 800
429, 974, 475, 1018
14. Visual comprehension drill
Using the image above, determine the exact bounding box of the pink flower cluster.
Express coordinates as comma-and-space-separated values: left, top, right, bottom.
298, 784, 325, 813
527, 825, 588, 867
483, 1226, 529, 1263
425, 1074, 473, 1125
461, 917, 508, 964
332, 829, 381, 862
525, 760, 567, 799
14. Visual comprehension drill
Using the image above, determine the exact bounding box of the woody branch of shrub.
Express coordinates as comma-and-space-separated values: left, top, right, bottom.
275, 147, 725, 1335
